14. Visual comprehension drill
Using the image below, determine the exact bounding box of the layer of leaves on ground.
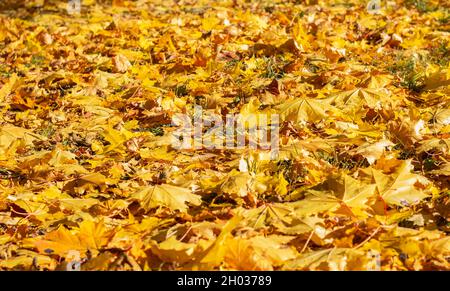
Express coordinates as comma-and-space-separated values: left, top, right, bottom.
0, 0, 449, 270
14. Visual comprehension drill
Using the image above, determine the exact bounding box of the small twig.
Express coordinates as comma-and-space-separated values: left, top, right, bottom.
300, 230, 314, 254
354, 226, 381, 249
179, 225, 192, 242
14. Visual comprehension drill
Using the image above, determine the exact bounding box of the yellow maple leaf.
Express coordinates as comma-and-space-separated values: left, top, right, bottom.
132, 184, 202, 213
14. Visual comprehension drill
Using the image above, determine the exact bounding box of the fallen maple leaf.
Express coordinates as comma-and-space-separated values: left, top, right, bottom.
112, 54, 132, 73
132, 184, 202, 213
360, 160, 431, 206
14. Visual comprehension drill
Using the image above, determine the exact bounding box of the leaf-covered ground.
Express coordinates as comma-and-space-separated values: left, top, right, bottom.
0, 0, 449, 270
